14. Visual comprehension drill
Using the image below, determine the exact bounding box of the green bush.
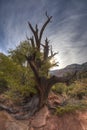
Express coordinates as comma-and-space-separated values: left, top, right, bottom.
52, 83, 66, 95
56, 102, 87, 116
67, 81, 87, 99
5, 76, 37, 103
0, 78, 8, 93
0, 53, 37, 103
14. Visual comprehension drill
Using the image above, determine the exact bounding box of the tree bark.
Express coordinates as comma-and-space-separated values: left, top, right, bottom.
35, 72, 77, 108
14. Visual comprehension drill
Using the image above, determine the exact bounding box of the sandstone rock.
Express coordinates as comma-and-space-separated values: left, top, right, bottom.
0, 112, 28, 130
0, 109, 87, 130
31, 106, 49, 128
44, 112, 87, 130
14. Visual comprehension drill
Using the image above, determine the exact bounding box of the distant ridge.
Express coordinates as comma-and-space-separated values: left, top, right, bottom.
51, 62, 87, 77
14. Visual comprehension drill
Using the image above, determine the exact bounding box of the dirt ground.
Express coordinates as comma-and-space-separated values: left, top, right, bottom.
0, 107, 87, 130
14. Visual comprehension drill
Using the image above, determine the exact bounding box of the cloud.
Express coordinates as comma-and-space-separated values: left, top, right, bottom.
0, 0, 87, 68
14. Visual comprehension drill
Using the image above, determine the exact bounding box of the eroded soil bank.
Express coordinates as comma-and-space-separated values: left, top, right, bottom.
0, 106, 87, 130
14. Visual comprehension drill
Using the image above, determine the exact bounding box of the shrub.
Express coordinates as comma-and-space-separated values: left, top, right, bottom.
67, 80, 87, 99
56, 102, 87, 116
0, 78, 8, 93
52, 83, 66, 95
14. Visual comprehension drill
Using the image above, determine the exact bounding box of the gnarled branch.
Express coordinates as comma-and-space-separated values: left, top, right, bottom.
28, 22, 39, 49
30, 36, 35, 48
39, 13, 52, 42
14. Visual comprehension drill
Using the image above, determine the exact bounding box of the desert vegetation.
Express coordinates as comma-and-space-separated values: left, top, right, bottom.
0, 13, 87, 119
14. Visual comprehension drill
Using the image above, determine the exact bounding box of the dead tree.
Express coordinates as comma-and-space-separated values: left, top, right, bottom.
26, 13, 75, 108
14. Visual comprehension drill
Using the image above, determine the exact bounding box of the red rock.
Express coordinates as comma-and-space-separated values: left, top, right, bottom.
31, 106, 49, 128
0, 109, 87, 130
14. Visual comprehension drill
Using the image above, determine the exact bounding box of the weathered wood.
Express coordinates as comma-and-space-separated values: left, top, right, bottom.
13, 95, 39, 120
39, 14, 52, 42
26, 13, 77, 110
0, 103, 18, 114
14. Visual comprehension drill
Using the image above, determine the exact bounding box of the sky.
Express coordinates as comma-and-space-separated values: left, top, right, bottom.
0, 0, 87, 68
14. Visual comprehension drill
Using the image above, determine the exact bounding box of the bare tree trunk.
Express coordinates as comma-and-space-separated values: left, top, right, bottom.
35, 72, 77, 108
25, 13, 77, 110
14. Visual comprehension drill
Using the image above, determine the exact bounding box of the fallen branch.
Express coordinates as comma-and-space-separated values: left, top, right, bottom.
0, 103, 18, 114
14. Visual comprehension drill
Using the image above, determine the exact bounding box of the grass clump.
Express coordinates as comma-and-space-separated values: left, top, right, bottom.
56, 102, 87, 116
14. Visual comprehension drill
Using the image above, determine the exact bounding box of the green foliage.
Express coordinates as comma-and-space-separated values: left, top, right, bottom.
52, 77, 87, 100
0, 54, 10, 93
0, 78, 8, 93
9, 41, 54, 78
56, 102, 87, 116
67, 79, 87, 99
6, 84, 37, 103
53, 78, 87, 115
77, 71, 87, 79
39, 60, 51, 77
8, 41, 31, 65
0, 53, 37, 102
52, 83, 67, 94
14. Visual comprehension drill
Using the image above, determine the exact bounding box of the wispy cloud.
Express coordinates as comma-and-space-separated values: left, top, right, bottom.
0, 0, 87, 68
